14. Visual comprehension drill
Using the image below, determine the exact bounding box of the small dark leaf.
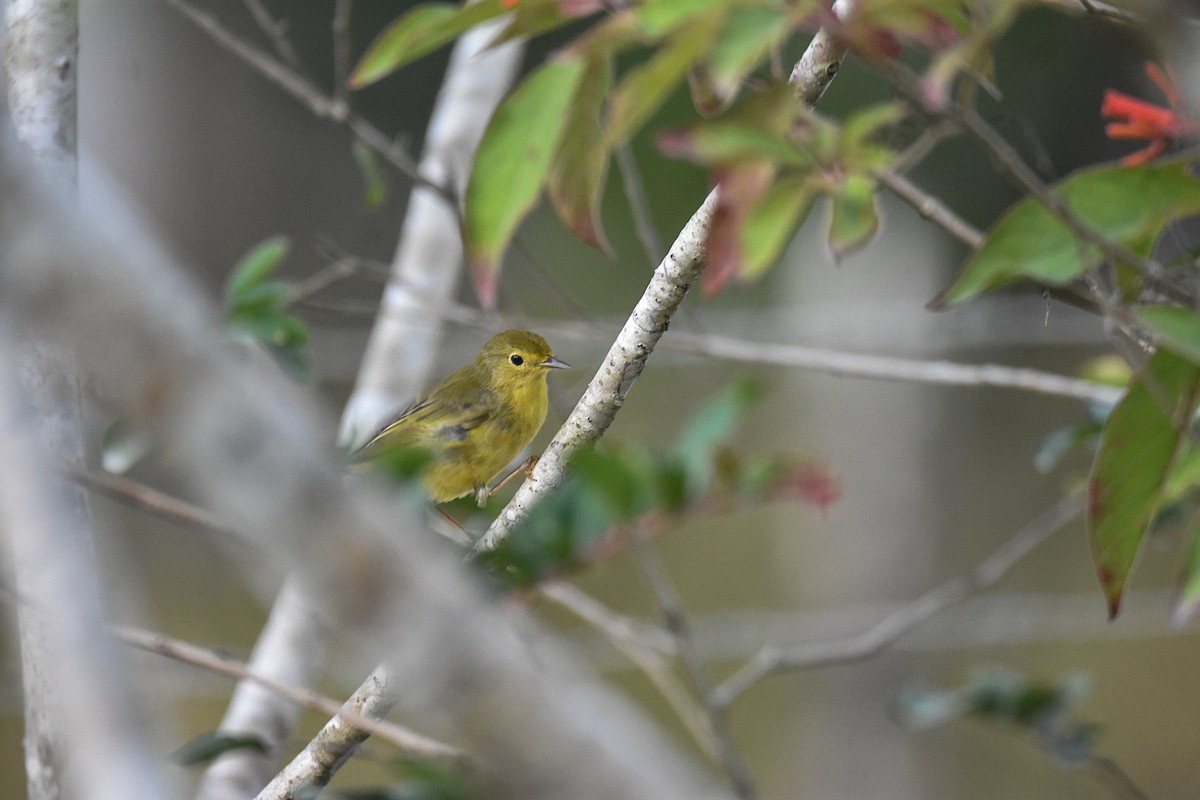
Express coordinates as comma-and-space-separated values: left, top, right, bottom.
225, 237, 290, 306
352, 140, 390, 209
675, 377, 764, 495
171, 731, 267, 766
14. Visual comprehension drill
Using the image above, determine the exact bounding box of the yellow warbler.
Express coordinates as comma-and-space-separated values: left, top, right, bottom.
353, 330, 569, 504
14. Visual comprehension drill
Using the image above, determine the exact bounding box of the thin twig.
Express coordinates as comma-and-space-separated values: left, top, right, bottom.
665, 330, 1123, 405
632, 539, 759, 800
615, 143, 665, 265
162, 0, 451, 202
285, 257, 358, 307
65, 465, 234, 536
332, 0, 354, 107
875, 168, 984, 249
712, 494, 1083, 708
241, 0, 300, 68
538, 582, 722, 762
1088, 755, 1150, 800
114, 625, 466, 762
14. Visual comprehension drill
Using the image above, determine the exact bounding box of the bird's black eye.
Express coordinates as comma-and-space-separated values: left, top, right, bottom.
509, 354, 524, 366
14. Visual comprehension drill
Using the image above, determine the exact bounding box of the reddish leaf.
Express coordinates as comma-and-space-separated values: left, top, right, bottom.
704, 161, 777, 296
546, 55, 612, 252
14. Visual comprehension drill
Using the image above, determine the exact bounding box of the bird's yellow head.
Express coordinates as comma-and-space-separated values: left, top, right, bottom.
477, 329, 570, 387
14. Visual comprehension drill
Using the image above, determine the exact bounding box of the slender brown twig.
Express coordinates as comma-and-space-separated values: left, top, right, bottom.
632, 538, 759, 800
712, 494, 1084, 708
241, 0, 300, 68
162, 0, 451, 203
114, 625, 466, 762
615, 143, 665, 266
332, 0, 354, 107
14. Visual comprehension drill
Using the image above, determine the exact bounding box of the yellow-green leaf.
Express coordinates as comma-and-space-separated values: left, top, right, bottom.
1088, 349, 1200, 619
465, 56, 588, 306
740, 175, 818, 280
349, 0, 507, 89
606, 13, 725, 146
1136, 305, 1200, 365
707, 8, 790, 103
935, 163, 1200, 307
827, 173, 880, 261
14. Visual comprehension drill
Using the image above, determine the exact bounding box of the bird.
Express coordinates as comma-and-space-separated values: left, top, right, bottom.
351, 329, 569, 506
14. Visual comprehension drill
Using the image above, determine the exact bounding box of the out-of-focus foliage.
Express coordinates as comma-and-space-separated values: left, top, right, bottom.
224, 236, 311, 379
350, 0, 1020, 306
896, 667, 1100, 770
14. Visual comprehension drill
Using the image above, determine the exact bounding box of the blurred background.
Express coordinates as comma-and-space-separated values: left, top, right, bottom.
3, 1, 1198, 797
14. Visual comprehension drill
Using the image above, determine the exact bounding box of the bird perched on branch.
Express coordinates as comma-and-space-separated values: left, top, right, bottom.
352, 329, 569, 506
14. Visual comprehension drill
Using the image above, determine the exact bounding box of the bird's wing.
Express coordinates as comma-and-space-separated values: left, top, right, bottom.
356, 387, 495, 456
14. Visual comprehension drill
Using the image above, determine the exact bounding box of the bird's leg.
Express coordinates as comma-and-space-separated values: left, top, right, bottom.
481, 455, 540, 506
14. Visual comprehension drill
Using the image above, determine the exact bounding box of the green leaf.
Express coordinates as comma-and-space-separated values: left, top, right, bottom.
636, 0, 728, 38
739, 175, 819, 280
1137, 305, 1200, 365
606, 13, 725, 146
935, 163, 1200, 307
229, 281, 291, 317
546, 54, 612, 252
465, 56, 588, 307
477, 479, 614, 587
171, 732, 267, 766
225, 237, 289, 306
1088, 348, 1200, 618
706, 8, 790, 104
352, 139, 389, 209
1172, 529, 1200, 627
571, 447, 649, 520
1163, 444, 1200, 503
674, 378, 764, 495
827, 172, 880, 261
657, 81, 811, 165
349, 1, 507, 89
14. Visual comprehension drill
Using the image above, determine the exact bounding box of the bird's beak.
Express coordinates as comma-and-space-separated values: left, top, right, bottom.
543, 355, 571, 369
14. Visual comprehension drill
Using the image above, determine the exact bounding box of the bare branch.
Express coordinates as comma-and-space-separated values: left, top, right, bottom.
615, 143, 665, 265
5, 0, 77, 187
539, 582, 720, 761
115, 626, 464, 761
161, 0, 444, 198
0, 342, 166, 800
332, 0, 353, 107
633, 540, 759, 800
241, 0, 300, 68
712, 495, 1084, 708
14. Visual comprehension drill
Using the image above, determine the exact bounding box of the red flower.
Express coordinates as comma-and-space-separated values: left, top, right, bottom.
1101, 63, 1198, 166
